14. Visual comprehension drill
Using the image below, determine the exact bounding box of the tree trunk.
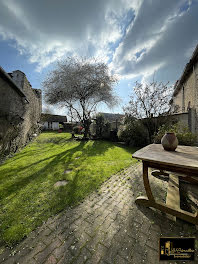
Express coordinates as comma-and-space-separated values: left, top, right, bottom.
83, 119, 90, 139
143, 119, 153, 144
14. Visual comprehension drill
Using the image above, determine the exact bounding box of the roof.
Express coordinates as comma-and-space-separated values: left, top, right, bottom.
41, 113, 67, 122
173, 44, 198, 96
99, 112, 125, 122
0, 66, 27, 99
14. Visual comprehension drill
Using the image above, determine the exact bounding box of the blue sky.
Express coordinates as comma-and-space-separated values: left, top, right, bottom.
0, 0, 198, 115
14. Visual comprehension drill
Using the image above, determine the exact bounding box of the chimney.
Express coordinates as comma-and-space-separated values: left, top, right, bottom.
9, 70, 25, 90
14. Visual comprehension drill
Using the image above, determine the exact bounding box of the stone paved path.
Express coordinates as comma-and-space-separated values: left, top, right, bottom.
1, 163, 198, 264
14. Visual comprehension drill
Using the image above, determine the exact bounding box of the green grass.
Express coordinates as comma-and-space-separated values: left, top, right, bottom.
0, 132, 138, 246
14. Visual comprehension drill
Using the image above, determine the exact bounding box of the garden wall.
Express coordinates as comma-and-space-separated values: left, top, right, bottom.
154, 110, 198, 143
0, 69, 42, 158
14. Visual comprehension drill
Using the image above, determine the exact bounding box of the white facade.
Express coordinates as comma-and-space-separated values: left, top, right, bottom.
43, 121, 59, 130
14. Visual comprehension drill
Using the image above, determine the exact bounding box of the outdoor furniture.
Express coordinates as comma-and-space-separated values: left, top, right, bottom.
132, 144, 198, 225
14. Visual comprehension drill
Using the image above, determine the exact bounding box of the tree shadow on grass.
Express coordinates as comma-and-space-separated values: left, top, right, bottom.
79, 139, 138, 157
36, 136, 72, 145
0, 141, 82, 198
2, 133, 73, 165
0, 138, 126, 245
0, 139, 118, 201
0, 131, 142, 246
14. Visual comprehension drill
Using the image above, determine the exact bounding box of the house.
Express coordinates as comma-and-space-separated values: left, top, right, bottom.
98, 112, 125, 122
0, 67, 42, 157
41, 114, 67, 130
171, 44, 198, 136
98, 112, 125, 130
90, 112, 124, 138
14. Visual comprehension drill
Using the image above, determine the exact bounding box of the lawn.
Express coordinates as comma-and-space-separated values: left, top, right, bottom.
0, 132, 138, 246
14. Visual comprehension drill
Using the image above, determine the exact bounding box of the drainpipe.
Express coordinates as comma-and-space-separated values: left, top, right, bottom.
182, 84, 185, 112
193, 64, 197, 108
193, 64, 197, 134
193, 65, 195, 106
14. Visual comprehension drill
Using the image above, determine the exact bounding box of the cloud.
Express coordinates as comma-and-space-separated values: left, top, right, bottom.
112, 0, 198, 83
0, 0, 140, 72
0, 0, 197, 91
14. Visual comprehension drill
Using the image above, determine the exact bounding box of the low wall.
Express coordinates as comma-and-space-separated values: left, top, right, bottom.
154, 110, 198, 143
166, 112, 189, 127
164, 110, 198, 137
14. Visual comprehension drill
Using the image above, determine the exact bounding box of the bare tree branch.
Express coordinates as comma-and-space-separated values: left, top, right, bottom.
42, 56, 118, 138
123, 80, 178, 143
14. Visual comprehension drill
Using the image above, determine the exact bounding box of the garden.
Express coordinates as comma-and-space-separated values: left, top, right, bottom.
0, 132, 138, 246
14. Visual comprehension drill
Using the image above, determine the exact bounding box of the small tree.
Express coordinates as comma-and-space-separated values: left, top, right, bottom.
118, 119, 149, 147
94, 114, 112, 139
124, 81, 177, 143
43, 57, 118, 138
95, 114, 105, 138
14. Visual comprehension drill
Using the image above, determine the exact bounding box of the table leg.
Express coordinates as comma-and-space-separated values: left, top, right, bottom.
135, 162, 198, 225
135, 162, 155, 207
152, 201, 198, 225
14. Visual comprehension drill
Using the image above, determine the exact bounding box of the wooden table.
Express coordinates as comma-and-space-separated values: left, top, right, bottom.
132, 144, 198, 225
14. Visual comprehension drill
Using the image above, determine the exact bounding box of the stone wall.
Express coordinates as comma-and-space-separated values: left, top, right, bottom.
17, 72, 42, 145
0, 76, 25, 155
153, 112, 192, 129
157, 111, 198, 143
0, 69, 42, 158
168, 112, 189, 128
172, 61, 198, 138
173, 62, 198, 112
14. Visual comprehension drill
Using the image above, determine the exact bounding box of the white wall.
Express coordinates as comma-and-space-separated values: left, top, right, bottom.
52, 122, 59, 130
43, 121, 59, 130
43, 122, 49, 130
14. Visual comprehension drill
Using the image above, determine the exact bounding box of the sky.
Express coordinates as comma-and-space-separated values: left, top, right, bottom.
0, 0, 198, 115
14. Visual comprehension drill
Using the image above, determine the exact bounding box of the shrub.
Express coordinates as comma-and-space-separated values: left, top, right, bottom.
154, 122, 197, 145
110, 130, 118, 142
73, 126, 80, 134
95, 114, 105, 137
118, 119, 149, 147
102, 121, 111, 139
93, 114, 112, 139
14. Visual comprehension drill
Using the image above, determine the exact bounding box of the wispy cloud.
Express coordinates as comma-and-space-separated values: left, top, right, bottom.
0, 0, 197, 88
112, 0, 198, 83
0, 0, 140, 72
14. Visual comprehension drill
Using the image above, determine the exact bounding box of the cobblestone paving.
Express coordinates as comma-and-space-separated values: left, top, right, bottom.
1, 163, 198, 264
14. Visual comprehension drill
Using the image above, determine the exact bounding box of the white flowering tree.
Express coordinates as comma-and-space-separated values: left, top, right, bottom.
43, 57, 118, 138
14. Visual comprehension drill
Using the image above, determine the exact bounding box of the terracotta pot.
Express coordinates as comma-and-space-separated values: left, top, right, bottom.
161, 132, 178, 151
